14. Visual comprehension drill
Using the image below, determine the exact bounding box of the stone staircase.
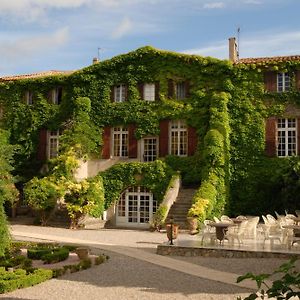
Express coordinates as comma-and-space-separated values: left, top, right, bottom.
166, 188, 197, 229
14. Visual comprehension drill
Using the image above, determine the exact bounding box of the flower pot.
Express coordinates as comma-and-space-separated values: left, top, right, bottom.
166, 223, 179, 242
75, 247, 89, 260
187, 217, 198, 235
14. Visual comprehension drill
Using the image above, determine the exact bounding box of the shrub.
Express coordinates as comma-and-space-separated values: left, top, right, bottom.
94, 254, 108, 265
42, 247, 69, 264
27, 248, 52, 260
0, 267, 52, 294
79, 258, 92, 270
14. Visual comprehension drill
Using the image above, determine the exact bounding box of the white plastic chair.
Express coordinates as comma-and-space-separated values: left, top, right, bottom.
220, 215, 233, 223
263, 223, 282, 248
213, 216, 220, 223
200, 220, 217, 245
244, 216, 259, 239
266, 214, 277, 224
225, 220, 248, 246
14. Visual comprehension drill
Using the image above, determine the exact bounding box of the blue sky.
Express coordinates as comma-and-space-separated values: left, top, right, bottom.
0, 0, 299, 76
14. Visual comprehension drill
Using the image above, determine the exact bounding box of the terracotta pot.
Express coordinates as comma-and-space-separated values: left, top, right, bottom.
187, 217, 198, 235
166, 224, 179, 241
75, 247, 89, 260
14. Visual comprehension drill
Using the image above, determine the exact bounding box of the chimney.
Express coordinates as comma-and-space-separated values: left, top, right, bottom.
92, 57, 99, 64
228, 37, 238, 63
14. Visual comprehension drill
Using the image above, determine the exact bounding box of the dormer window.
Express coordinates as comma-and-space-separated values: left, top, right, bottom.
51, 87, 63, 104
277, 72, 290, 92
143, 83, 155, 101
114, 84, 127, 102
25, 91, 33, 105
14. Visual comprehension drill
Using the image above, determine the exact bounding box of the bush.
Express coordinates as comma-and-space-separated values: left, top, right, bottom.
42, 247, 69, 264
27, 248, 52, 260
0, 267, 52, 294
79, 258, 92, 270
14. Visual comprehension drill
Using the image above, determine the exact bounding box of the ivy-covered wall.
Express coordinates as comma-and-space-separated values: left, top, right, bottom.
1, 46, 300, 221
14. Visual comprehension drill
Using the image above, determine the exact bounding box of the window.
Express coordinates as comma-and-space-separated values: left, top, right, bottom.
113, 126, 128, 157
277, 118, 297, 157
143, 83, 155, 101
277, 73, 290, 92
48, 130, 60, 159
51, 87, 63, 104
114, 84, 126, 102
176, 82, 186, 100
25, 91, 33, 105
170, 120, 187, 156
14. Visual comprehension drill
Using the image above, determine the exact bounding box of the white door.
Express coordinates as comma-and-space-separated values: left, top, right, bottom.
116, 187, 157, 228
142, 137, 158, 162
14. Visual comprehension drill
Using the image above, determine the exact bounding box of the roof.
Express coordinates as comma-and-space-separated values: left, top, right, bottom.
0, 70, 74, 82
238, 55, 300, 64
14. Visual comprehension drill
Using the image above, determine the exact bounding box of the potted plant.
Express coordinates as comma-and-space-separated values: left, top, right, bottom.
75, 247, 89, 260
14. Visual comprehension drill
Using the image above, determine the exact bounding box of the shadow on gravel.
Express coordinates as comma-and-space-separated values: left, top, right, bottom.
51, 245, 252, 297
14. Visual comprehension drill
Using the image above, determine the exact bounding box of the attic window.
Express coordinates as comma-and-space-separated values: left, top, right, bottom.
25, 91, 33, 105
176, 82, 186, 100
114, 84, 126, 102
143, 83, 155, 101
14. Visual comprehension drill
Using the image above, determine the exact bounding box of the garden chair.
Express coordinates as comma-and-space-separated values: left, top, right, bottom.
225, 220, 248, 246
262, 223, 282, 249
295, 210, 300, 217
244, 216, 259, 239
220, 215, 233, 223
275, 211, 285, 221
213, 216, 220, 223
200, 220, 217, 245
236, 215, 247, 220
266, 214, 277, 224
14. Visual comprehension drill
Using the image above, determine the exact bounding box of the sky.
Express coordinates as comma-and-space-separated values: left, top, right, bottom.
0, 0, 300, 76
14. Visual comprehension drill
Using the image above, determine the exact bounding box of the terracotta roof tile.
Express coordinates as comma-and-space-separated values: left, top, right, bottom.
237, 55, 300, 64
0, 70, 74, 82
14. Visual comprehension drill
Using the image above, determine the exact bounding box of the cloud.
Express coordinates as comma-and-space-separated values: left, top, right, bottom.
111, 17, 133, 39
203, 2, 225, 9
0, 27, 69, 62
182, 30, 300, 59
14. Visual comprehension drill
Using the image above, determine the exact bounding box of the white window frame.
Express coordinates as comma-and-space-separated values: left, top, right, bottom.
277, 118, 297, 157
52, 87, 63, 104
277, 72, 290, 92
112, 126, 128, 157
143, 83, 155, 101
114, 84, 126, 102
48, 130, 60, 159
141, 136, 158, 162
25, 91, 33, 105
176, 82, 186, 100
169, 120, 188, 156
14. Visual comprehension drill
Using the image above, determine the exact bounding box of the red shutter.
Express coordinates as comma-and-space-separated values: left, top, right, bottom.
138, 83, 144, 100
155, 81, 160, 101
37, 129, 47, 161
265, 117, 277, 157
125, 85, 129, 101
102, 127, 111, 159
168, 79, 175, 98
159, 120, 169, 157
128, 124, 137, 158
47, 90, 53, 103
110, 87, 114, 102
188, 126, 197, 156
295, 71, 300, 91
297, 118, 300, 155
264, 72, 277, 92
185, 80, 190, 98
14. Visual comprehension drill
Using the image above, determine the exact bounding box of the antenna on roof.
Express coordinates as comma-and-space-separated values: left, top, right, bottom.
97, 47, 101, 60
237, 27, 240, 61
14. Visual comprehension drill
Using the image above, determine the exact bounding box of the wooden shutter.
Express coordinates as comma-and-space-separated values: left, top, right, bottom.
128, 124, 137, 158
102, 127, 111, 159
37, 129, 48, 161
188, 126, 197, 156
295, 71, 300, 91
47, 90, 53, 103
185, 80, 190, 98
159, 120, 169, 157
264, 72, 277, 92
110, 86, 114, 102
155, 81, 160, 101
265, 117, 277, 157
168, 79, 175, 99
138, 83, 144, 100
297, 118, 300, 156
124, 85, 129, 101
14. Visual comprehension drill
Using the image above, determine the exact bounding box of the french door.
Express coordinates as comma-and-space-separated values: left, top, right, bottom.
116, 187, 157, 228
142, 137, 158, 162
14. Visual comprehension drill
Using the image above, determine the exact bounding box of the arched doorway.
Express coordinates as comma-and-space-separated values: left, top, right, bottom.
116, 186, 157, 228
